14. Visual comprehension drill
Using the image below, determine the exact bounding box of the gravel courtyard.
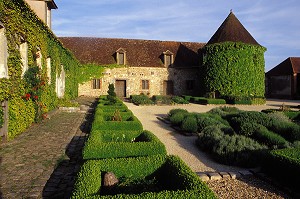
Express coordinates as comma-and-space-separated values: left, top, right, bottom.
125, 99, 299, 199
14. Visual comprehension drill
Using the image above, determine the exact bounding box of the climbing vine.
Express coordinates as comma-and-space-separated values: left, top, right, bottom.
202, 42, 266, 98
0, 0, 81, 139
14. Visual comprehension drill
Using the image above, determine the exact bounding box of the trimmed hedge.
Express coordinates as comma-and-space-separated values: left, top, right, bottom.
263, 148, 300, 192
71, 155, 216, 199
197, 98, 226, 105
83, 130, 167, 159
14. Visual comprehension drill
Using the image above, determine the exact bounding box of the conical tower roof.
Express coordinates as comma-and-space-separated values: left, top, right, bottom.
206, 11, 260, 46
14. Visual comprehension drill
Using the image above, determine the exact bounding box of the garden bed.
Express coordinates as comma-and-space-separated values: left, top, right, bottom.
83, 130, 166, 159
71, 155, 216, 199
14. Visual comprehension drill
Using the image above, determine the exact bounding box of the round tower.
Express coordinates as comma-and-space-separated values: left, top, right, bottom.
202, 11, 266, 100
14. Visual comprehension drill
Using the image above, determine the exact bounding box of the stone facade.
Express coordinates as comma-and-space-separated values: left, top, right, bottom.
78, 66, 201, 97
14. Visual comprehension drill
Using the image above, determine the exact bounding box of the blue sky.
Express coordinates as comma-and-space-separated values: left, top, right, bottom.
52, 0, 300, 71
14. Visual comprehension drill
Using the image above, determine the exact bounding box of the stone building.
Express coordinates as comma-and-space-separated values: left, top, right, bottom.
59, 37, 205, 97
266, 57, 300, 99
59, 11, 265, 98
24, 0, 57, 29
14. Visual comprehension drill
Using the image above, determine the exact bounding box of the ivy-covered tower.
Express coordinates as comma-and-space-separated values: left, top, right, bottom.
202, 11, 266, 99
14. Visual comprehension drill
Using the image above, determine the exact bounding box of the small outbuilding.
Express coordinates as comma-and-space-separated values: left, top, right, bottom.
266, 57, 300, 99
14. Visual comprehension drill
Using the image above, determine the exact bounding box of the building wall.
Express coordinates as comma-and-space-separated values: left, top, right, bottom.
267, 75, 292, 98
78, 67, 201, 97
24, 0, 47, 23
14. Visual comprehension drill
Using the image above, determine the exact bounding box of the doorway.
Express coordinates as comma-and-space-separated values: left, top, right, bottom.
163, 80, 174, 95
115, 80, 126, 98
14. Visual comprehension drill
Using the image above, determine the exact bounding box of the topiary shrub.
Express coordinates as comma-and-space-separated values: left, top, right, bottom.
181, 115, 198, 133
107, 83, 117, 105
195, 113, 229, 132
168, 108, 188, 118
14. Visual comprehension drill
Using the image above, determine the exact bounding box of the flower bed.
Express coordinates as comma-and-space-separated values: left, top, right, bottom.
71, 155, 216, 199
83, 130, 166, 159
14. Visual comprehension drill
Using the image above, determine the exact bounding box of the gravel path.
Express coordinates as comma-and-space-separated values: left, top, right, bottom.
125, 100, 299, 198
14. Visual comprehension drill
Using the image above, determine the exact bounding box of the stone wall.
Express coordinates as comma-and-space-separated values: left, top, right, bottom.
78, 66, 201, 97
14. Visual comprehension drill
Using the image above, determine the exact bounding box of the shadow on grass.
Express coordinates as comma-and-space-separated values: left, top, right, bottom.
42, 97, 98, 199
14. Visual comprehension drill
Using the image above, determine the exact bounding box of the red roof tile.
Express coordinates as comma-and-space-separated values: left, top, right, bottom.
206, 11, 260, 46
266, 57, 300, 76
58, 37, 205, 67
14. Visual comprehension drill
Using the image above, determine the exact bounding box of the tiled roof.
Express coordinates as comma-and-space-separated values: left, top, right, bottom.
59, 37, 205, 67
206, 11, 260, 46
266, 57, 300, 76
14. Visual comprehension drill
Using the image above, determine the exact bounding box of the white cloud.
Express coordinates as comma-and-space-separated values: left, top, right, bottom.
53, 0, 300, 70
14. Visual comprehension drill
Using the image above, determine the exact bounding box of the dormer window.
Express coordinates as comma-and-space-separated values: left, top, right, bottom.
163, 50, 173, 67
116, 48, 126, 65
0, 25, 8, 79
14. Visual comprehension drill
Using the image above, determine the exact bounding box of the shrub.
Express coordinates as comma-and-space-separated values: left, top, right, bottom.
269, 121, 300, 142
168, 109, 188, 118
283, 111, 300, 121
225, 96, 265, 105
107, 84, 117, 105
83, 130, 166, 159
268, 112, 290, 123
91, 117, 143, 132
131, 94, 153, 105
171, 96, 189, 104
197, 126, 267, 167
181, 115, 198, 133
152, 95, 173, 105
169, 112, 188, 126
197, 98, 226, 105
262, 148, 300, 192
182, 95, 192, 101
71, 155, 216, 199
195, 113, 229, 132
208, 106, 240, 117
251, 125, 290, 149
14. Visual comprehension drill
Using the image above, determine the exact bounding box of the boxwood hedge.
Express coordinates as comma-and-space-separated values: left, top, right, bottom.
263, 148, 300, 192
83, 130, 167, 159
71, 155, 216, 199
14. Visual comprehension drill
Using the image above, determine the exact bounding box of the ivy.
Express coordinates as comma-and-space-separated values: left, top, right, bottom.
202, 42, 266, 98
78, 64, 122, 84
0, 0, 81, 139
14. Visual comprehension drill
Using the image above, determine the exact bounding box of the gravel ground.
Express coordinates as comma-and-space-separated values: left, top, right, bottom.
206, 176, 292, 199
124, 100, 299, 199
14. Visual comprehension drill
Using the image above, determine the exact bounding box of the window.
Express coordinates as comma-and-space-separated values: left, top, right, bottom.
20, 41, 28, 77
0, 26, 8, 79
92, 79, 101, 89
116, 48, 126, 65
141, 80, 149, 90
186, 80, 195, 90
36, 48, 42, 69
163, 50, 173, 67
46, 57, 51, 84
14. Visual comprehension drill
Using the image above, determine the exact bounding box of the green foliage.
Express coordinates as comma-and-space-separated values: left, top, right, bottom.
197, 98, 226, 105
83, 130, 166, 159
107, 84, 117, 105
182, 95, 192, 101
152, 95, 173, 105
263, 148, 300, 192
8, 97, 35, 139
195, 113, 229, 132
202, 42, 266, 98
169, 112, 187, 126
71, 155, 216, 199
170, 96, 189, 104
208, 106, 241, 117
167, 108, 188, 117
0, 0, 80, 139
57, 98, 79, 107
225, 96, 266, 105
181, 115, 198, 133
130, 94, 154, 105
197, 126, 267, 167
77, 64, 121, 84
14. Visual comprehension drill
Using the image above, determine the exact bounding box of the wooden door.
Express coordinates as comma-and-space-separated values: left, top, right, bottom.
115, 80, 126, 98
163, 80, 174, 95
